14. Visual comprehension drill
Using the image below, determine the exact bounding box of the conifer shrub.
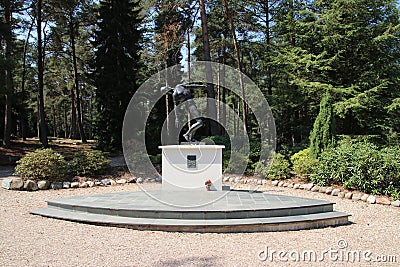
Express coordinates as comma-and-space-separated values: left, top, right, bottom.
309, 93, 335, 159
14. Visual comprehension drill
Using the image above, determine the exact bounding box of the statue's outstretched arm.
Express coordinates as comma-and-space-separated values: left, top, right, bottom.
182, 84, 207, 89
160, 86, 174, 94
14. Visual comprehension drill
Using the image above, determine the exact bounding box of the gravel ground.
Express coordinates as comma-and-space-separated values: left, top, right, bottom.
0, 182, 399, 267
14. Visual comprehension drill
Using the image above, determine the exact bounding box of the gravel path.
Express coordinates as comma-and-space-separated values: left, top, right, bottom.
0, 183, 399, 266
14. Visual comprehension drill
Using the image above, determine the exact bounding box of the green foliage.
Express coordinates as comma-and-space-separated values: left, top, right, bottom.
70, 150, 110, 176
311, 142, 400, 199
207, 135, 231, 150
310, 93, 335, 159
256, 153, 290, 180
2, 0, 400, 166
149, 154, 161, 165
224, 151, 249, 174
15, 149, 67, 182
217, 136, 268, 174
290, 148, 318, 178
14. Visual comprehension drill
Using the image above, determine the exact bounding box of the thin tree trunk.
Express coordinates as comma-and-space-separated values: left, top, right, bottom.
69, 14, 86, 143
88, 95, 92, 139
217, 61, 220, 123
221, 0, 247, 134
69, 86, 77, 139
52, 105, 57, 137
64, 104, 68, 138
233, 99, 237, 136
221, 42, 227, 135
37, 0, 48, 147
3, 0, 12, 148
21, 19, 34, 141
199, 0, 219, 136
164, 61, 170, 136
187, 31, 191, 82
264, 1, 272, 95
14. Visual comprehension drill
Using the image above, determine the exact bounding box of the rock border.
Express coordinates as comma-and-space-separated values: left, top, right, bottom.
267, 179, 400, 207
222, 176, 400, 208
1, 176, 160, 192
2, 176, 399, 208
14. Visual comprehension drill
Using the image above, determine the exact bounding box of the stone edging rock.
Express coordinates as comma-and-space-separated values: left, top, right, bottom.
3, 176, 399, 208
221, 176, 399, 208
1, 176, 162, 192
269, 180, 400, 208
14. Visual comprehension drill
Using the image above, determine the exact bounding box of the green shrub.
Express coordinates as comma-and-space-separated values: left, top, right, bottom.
256, 153, 290, 180
149, 154, 161, 165
224, 151, 249, 174
290, 148, 318, 178
254, 160, 270, 178
310, 142, 400, 199
70, 150, 110, 176
204, 136, 270, 174
15, 148, 67, 182
207, 135, 231, 149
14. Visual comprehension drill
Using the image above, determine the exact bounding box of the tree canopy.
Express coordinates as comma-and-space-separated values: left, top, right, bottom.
0, 0, 399, 152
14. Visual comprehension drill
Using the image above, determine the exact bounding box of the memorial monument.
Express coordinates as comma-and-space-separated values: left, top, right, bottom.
160, 84, 224, 191
31, 62, 349, 232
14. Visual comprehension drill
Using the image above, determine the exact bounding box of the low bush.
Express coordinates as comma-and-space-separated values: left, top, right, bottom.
15, 148, 67, 182
290, 148, 318, 178
70, 150, 110, 176
224, 150, 249, 174
207, 135, 231, 149
256, 153, 290, 180
310, 142, 400, 199
149, 154, 161, 165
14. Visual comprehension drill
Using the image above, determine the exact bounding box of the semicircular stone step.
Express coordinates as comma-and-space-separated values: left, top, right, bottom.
44, 191, 334, 220
31, 206, 349, 233
31, 190, 350, 232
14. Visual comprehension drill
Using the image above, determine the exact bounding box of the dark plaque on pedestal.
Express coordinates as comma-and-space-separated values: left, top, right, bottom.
187, 155, 197, 169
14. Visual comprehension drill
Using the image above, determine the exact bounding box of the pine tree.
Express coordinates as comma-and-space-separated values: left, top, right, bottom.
310, 93, 335, 159
91, 0, 143, 151
316, 0, 400, 137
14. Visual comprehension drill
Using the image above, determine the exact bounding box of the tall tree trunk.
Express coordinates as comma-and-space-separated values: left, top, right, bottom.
221, 41, 227, 135
69, 86, 77, 139
64, 104, 68, 138
199, 0, 219, 136
3, 0, 13, 148
221, 0, 247, 134
52, 105, 57, 137
187, 31, 191, 82
37, 0, 48, 147
264, 1, 272, 95
21, 19, 34, 141
69, 15, 87, 143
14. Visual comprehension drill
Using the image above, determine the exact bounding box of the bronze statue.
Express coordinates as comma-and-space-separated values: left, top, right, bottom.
161, 84, 205, 142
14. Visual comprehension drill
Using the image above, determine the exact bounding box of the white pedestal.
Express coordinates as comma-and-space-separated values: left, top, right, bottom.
159, 145, 224, 191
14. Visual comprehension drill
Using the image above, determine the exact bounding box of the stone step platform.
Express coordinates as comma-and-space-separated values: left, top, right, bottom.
31, 191, 350, 232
